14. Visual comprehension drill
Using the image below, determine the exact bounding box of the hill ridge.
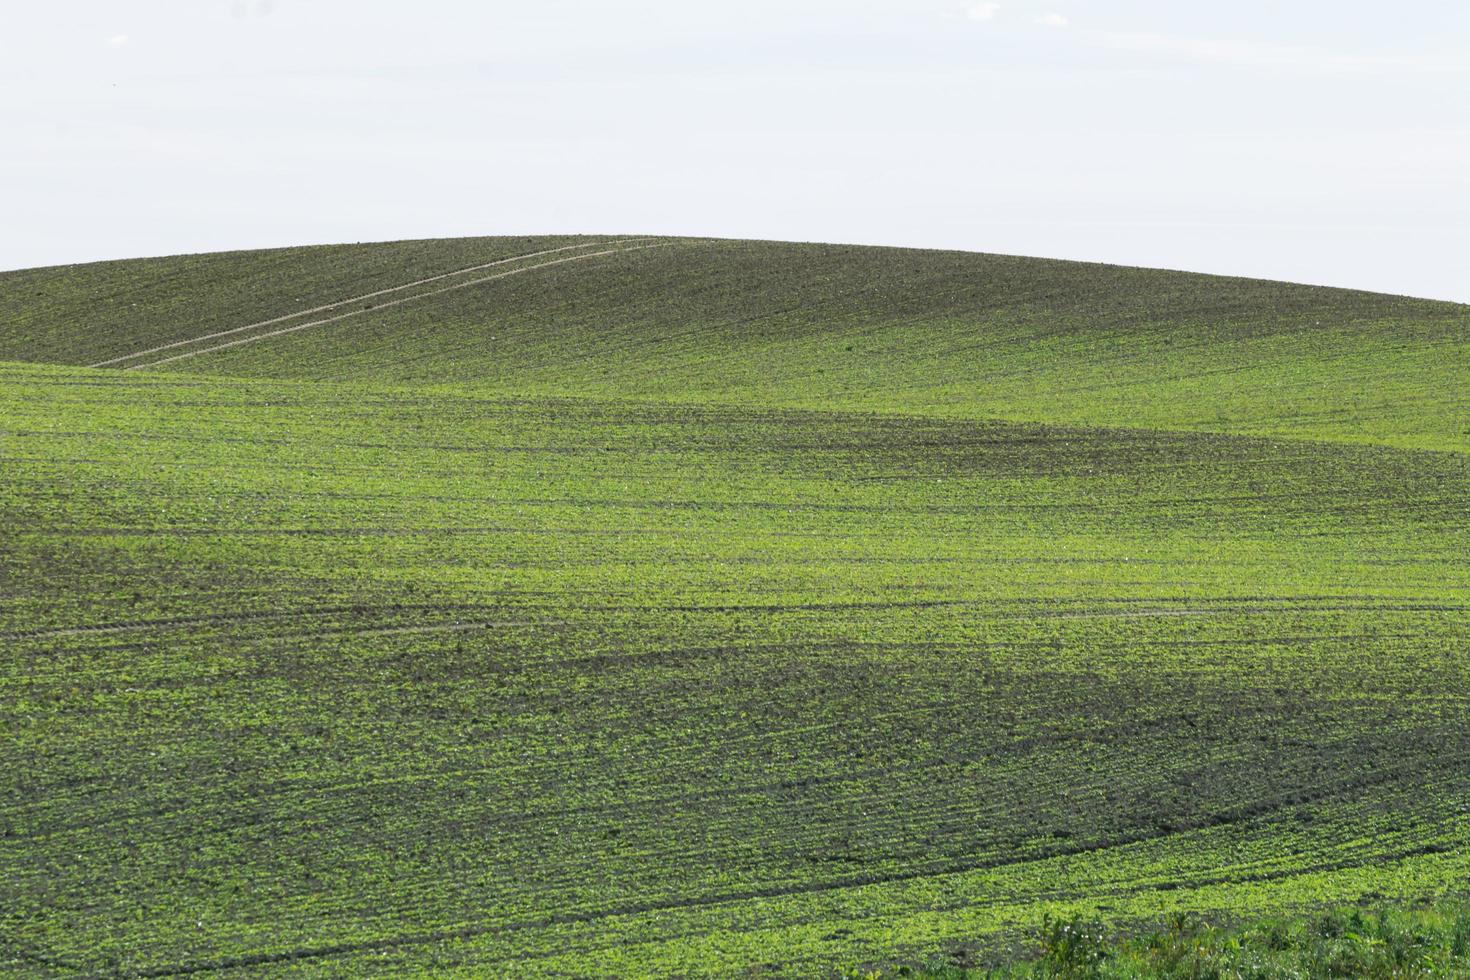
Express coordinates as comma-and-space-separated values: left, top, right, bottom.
4, 235, 1464, 452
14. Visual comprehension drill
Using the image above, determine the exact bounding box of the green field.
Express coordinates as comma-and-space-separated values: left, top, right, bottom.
1, 236, 1467, 976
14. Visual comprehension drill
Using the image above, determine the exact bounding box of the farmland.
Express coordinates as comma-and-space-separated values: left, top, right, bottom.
1, 237, 1468, 976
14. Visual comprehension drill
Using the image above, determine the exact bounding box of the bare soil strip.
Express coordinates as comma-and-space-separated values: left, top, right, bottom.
90, 239, 654, 368
122, 243, 667, 371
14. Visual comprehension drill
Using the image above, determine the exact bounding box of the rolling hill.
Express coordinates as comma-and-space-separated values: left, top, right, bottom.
1, 237, 1467, 976
4, 236, 1467, 452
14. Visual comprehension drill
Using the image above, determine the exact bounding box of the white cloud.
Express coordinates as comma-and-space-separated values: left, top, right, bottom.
1096, 31, 1468, 75
106, 34, 129, 47
1037, 13, 1069, 28
967, 3, 1001, 21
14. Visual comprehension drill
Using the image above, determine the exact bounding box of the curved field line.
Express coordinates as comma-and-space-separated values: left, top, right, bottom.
125, 829, 1461, 977
122, 243, 668, 371
90, 238, 654, 368
0, 618, 551, 642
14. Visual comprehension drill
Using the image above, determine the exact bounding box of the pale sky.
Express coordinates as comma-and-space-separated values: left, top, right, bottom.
3, 1, 1468, 301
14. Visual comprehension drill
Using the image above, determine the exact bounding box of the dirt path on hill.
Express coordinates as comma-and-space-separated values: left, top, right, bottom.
121, 242, 668, 371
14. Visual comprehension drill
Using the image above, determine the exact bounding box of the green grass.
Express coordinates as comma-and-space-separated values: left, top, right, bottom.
3, 237, 1466, 452
0, 237, 1467, 975
867, 901, 1470, 978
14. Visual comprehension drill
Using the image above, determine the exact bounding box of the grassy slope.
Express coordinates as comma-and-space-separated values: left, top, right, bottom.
1, 238, 1468, 975
2, 237, 1466, 453
3, 362, 1468, 975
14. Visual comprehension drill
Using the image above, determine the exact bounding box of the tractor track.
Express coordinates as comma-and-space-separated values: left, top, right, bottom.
99, 240, 666, 371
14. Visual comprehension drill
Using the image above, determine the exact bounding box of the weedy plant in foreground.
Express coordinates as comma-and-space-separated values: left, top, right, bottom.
861, 902, 1470, 978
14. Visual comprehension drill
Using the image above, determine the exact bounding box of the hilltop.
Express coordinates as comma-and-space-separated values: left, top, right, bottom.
2, 235, 1466, 451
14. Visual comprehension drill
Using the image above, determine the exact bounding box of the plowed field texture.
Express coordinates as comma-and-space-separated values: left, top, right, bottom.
1, 236, 1467, 976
